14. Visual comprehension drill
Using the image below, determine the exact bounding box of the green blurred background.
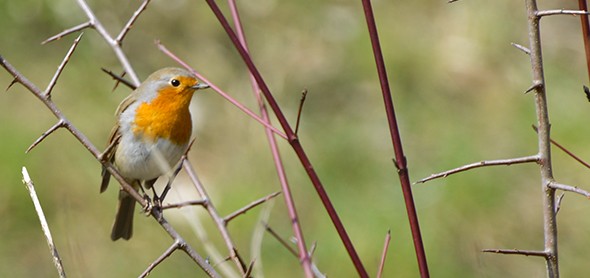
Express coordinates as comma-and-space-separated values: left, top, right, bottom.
2, 0, 590, 277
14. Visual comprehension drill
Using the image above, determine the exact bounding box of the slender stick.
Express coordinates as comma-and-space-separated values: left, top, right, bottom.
224, 191, 281, 223
548, 182, 590, 198
140, 241, 181, 278
482, 249, 548, 257
226, 1, 313, 276
377, 230, 391, 278
415, 155, 539, 184
183, 159, 248, 275
203, 1, 367, 275
45, 33, 84, 97
116, 0, 151, 44
22, 167, 67, 278
525, 0, 559, 276
359, 0, 429, 276
536, 9, 589, 17
579, 0, 590, 82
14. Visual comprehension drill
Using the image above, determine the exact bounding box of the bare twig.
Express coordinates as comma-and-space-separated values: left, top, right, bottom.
101, 68, 136, 90
548, 182, 590, 198
295, 89, 308, 135
225, 1, 314, 275
224, 192, 281, 224
161, 200, 208, 210
45, 33, 84, 97
183, 158, 248, 275
532, 125, 590, 170
511, 42, 531, 55
140, 240, 181, 278
44, 0, 142, 85
42, 22, 92, 45
116, 0, 151, 44
536, 9, 589, 17
264, 223, 299, 257
21, 167, 67, 278
482, 248, 548, 257
26, 120, 66, 153
203, 1, 368, 275
359, 0, 428, 276
377, 230, 391, 278
578, 0, 590, 82
415, 155, 539, 184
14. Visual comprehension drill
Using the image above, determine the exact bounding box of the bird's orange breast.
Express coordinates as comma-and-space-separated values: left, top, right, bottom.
132, 87, 193, 144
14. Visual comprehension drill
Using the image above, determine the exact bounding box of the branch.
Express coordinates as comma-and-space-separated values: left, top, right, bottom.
548, 182, 590, 199
203, 1, 367, 275
532, 125, 590, 170
45, 33, 84, 97
415, 155, 539, 184
161, 199, 208, 210
1, 54, 218, 277
536, 9, 589, 17
578, 0, 590, 83
377, 230, 391, 278
224, 191, 281, 224
26, 120, 66, 153
183, 158, 248, 275
42, 22, 92, 45
224, 1, 316, 275
116, 0, 151, 44
359, 0, 429, 275
140, 240, 181, 278
511, 42, 531, 55
21, 167, 67, 278
482, 248, 548, 257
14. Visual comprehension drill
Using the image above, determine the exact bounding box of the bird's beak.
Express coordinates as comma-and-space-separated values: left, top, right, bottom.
191, 82, 210, 90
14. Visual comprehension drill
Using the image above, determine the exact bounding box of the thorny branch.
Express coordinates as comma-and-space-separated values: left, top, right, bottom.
1, 42, 220, 276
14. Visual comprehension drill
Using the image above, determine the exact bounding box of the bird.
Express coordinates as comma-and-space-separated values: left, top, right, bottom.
100, 67, 209, 240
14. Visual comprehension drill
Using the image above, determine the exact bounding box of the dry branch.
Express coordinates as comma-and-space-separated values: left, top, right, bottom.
482, 248, 548, 257
21, 167, 67, 278
415, 155, 539, 184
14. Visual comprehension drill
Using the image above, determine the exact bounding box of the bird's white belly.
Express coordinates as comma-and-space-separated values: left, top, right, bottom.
114, 133, 187, 181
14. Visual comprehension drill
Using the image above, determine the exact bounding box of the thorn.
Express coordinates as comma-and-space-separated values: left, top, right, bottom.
525, 82, 543, 94
510, 42, 531, 55
6, 77, 18, 91
583, 85, 590, 102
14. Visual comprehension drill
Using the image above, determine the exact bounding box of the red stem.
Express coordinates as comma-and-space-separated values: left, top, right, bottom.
204, 0, 368, 276
579, 0, 590, 82
359, 0, 430, 277
226, 1, 313, 276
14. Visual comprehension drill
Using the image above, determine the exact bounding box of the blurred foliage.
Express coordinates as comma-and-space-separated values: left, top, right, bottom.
2, 0, 590, 277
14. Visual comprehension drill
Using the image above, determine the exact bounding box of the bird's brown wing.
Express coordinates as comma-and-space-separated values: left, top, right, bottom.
100, 92, 137, 193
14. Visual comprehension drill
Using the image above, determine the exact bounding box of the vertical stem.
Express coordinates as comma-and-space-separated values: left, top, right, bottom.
204, 1, 368, 276
525, 0, 558, 277
359, 0, 430, 277
578, 0, 590, 82
226, 1, 314, 277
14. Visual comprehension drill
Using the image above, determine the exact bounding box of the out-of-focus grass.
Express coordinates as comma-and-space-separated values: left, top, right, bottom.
2, 0, 590, 277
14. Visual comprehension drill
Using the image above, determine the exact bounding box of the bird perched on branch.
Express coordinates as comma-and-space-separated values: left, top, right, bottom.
100, 67, 209, 240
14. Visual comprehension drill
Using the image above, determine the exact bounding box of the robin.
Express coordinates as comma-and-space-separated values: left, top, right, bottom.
100, 67, 209, 240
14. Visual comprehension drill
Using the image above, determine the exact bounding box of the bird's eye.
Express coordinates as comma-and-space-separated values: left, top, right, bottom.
170, 79, 181, 87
